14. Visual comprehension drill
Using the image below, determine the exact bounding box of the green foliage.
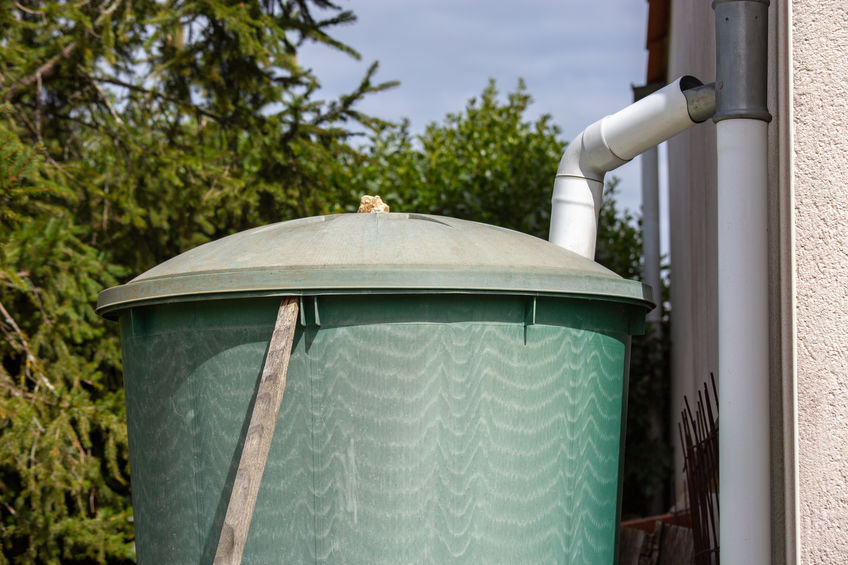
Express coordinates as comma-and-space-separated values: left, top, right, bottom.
335, 79, 642, 272
595, 179, 642, 279
1, 0, 397, 273
335, 80, 562, 238
0, 1, 395, 562
0, 107, 132, 562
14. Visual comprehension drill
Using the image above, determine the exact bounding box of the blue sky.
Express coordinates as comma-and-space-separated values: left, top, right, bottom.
299, 0, 657, 217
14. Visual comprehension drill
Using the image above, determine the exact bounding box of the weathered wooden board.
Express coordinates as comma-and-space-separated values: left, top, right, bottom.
619, 527, 647, 565
213, 297, 299, 565
619, 521, 696, 565
657, 524, 695, 565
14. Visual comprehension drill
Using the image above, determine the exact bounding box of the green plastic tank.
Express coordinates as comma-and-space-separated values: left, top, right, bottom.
97, 213, 651, 564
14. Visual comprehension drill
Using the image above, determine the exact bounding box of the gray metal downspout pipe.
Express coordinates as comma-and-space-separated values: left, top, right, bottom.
713, 0, 772, 563
641, 145, 662, 326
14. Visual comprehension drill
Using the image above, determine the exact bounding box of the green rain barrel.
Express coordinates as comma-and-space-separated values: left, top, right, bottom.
97, 213, 651, 564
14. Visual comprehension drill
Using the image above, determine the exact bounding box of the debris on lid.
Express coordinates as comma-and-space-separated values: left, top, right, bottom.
357, 195, 390, 213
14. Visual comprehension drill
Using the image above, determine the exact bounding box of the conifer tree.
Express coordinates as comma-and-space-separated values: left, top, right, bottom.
0, 2, 394, 561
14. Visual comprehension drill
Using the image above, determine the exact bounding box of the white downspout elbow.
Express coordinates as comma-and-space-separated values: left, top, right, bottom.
550, 76, 715, 259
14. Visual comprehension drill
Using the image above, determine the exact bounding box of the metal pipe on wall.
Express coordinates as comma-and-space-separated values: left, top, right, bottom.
641, 144, 662, 325
714, 0, 772, 562
716, 116, 770, 563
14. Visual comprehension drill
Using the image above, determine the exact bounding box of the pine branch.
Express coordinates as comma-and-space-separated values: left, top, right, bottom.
3, 41, 77, 103
81, 68, 123, 126
3, 0, 126, 103
0, 299, 55, 394
89, 75, 223, 121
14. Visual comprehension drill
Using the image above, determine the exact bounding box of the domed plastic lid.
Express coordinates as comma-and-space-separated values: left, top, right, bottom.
97, 213, 652, 317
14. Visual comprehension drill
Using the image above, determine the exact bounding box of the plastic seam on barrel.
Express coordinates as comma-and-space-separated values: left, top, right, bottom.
313, 297, 321, 327
524, 297, 537, 326
299, 297, 306, 327
524, 297, 536, 345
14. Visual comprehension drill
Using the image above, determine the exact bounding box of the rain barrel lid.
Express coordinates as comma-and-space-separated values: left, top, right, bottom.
97, 213, 652, 317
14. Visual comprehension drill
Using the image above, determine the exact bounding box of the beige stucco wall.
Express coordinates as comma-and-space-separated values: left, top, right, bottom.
793, 0, 848, 561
